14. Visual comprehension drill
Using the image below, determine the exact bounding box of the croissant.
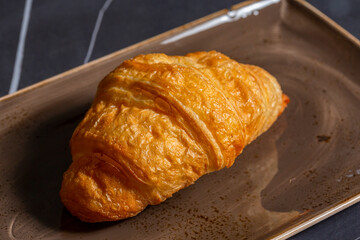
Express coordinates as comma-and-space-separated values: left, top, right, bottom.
60, 51, 289, 222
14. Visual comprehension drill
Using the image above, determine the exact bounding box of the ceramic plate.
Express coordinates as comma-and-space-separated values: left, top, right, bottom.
0, 0, 359, 239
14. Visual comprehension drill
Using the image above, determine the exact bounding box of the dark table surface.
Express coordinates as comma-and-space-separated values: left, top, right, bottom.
0, 0, 359, 239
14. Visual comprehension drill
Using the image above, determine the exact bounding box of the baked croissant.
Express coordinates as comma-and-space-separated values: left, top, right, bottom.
60, 51, 289, 222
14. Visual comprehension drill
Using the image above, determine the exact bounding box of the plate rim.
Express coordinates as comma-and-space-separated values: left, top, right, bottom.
270, 193, 360, 239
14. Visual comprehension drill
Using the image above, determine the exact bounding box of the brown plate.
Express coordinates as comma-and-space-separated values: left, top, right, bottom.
0, 0, 359, 239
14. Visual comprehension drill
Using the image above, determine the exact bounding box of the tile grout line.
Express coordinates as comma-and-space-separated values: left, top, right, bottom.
8, 0, 33, 94
83, 0, 113, 64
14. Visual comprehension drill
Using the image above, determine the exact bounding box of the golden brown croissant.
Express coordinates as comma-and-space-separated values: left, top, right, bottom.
60, 51, 289, 222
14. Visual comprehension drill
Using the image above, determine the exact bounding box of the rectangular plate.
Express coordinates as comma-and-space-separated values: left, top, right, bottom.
0, 0, 359, 239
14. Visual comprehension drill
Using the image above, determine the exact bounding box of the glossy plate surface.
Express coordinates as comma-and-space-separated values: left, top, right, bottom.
0, 0, 359, 239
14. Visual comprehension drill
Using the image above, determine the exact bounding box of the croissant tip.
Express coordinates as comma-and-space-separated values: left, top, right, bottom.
278, 94, 290, 116
283, 94, 290, 104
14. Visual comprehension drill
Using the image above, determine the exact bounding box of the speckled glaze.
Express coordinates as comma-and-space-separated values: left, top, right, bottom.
0, 0, 359, 239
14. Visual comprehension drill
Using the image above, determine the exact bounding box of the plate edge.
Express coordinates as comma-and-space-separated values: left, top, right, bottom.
293, 0, 360, 48
270, 193, 360, 239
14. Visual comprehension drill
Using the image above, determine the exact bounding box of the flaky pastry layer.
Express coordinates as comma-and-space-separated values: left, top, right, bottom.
60, 51, 288, 222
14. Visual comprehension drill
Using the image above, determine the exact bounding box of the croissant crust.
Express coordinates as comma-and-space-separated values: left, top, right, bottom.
60, 51, 288, 222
